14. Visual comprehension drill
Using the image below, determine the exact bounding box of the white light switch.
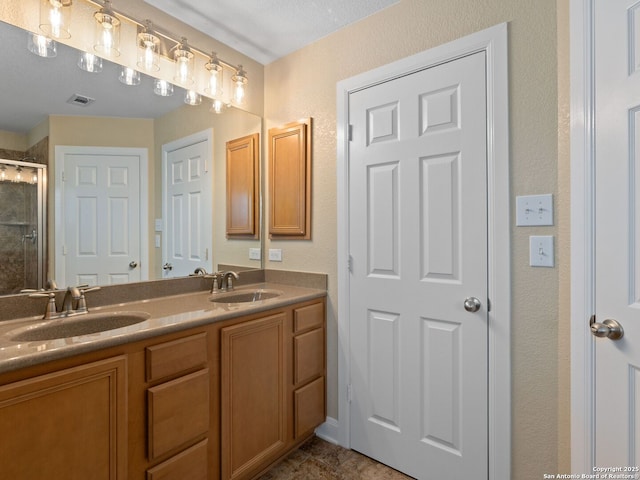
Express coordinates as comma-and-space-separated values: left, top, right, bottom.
154, 218, 163, 232
516, 194, 553, 226
249, 248, 261, 260
530, 235, 554, 267
268, 249, 282, 262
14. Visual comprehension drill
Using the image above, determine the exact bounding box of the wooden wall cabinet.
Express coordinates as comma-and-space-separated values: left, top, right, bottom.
268, 119, 312, 239
226, 133, 260, 238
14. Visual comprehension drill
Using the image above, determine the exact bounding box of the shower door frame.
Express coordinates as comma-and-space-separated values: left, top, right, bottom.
0, 158, 48, 291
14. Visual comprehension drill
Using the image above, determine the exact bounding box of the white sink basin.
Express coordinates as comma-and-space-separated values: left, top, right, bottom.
10, 311, 150, 342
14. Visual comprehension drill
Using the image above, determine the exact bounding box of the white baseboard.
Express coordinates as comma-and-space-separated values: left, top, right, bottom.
314, 417, 340, 445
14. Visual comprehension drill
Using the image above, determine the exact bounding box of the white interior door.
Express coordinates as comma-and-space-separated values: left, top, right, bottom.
163, 131, 213, 277
348, 52, 488, 479
593, 0, 640, 468
56, 147, 148, 286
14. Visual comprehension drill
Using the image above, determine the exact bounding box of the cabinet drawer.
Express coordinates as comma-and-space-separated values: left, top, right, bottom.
294, 327, 324, 385
294, 376, 325, 438
293, 302, 324, 333
146, 333, 207, 382
146, 439, 208, 480
148, 369, 209, 459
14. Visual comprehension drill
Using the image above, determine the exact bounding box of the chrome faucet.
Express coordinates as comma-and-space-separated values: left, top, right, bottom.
209, 271, 239, 293
61, 286, 82, 315
222, 271, 239, 291
30, 284, 100, 319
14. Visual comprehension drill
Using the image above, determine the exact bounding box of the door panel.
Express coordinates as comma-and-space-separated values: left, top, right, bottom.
594, 0, 640, 467
349, 52, 488, 479
62, 151, 143, 286
164, 138, 212, 277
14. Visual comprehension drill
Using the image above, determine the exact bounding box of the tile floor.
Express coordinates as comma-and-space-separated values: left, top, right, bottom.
258, 436, 415, 479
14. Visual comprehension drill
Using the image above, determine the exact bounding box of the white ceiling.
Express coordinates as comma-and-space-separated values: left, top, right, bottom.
144, 0, 400, 65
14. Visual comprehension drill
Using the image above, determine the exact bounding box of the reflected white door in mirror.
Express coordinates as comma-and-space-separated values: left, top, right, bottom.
162, 129, 213, 278
54, 146, 149, 286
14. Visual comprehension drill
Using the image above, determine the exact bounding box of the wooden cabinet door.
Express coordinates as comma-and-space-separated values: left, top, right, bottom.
226, 133, 259, 238
268, 119, 312, 239
221, 313, 286, 480
0, 356, 127, 480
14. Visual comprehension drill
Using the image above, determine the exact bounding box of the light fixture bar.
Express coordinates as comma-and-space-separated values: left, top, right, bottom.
85, 0, 246, 74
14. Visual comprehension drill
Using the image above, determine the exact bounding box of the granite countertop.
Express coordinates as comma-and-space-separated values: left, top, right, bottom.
0, 282, 326, 375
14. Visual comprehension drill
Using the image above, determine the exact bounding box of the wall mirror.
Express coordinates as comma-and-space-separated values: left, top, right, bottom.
0, 20, 263, 295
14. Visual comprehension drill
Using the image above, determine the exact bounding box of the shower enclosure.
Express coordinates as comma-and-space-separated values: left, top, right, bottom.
0, 158, 47, 295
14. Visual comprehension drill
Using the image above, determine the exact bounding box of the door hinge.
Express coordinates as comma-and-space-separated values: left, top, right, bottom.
61, 170, 65, 182
348, 255, 353, 273
348, 124, 353, 141
62, 245, 67, 256
487, 298, 491, 312
205, 248, 209, 261
347, 384, 353, 403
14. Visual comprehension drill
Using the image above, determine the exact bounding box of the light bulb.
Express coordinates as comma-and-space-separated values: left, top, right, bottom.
78, 51, 103, 73
40, 0, 71, 39
231, 65, 248, 106
173, 38, 194, 85
119, 67, 140, 86
205, 53, 222, 96
0, 166, 6, 181
184, 90, 202, 106
28, 33, 57, 58
137, 22, 160, 72
94, 0, 120, 57
153, 79, 174, 96
31, 169, 39, 184
210, 99, 224, 114
14, 167, 23, 183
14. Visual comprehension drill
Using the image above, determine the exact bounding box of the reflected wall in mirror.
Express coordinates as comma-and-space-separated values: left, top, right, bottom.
0, 20, 263, 295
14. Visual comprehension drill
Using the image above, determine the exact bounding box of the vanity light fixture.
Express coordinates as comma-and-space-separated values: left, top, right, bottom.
153, 78, 174, 96
118, 66, 140, 86
78, 51, 103, 72
137, 20, 160, 72
184, 90, 202, 106
231, 65, 248, 106
94, 0, 120, 57
205, 52, 223, 97
173, 37, 194, 86
28, 33, 57, 58
40, 0, 72, 39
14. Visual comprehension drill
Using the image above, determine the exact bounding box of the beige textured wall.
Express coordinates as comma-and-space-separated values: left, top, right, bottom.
0, 130, 27, 151
264, 0, 564, 477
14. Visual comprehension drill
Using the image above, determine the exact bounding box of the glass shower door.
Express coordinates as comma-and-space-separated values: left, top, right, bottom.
0, 159, 46, 295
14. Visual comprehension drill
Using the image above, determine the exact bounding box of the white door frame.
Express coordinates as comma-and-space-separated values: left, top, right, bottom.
336, 23, 510, 479
569, 0, 596, 473
54, 145, 149, 285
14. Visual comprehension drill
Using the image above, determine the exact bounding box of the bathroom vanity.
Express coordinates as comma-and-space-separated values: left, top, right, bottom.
0, 281, 326, 480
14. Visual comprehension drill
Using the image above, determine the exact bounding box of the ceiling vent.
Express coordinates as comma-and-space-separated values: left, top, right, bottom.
66, 94, 96, 107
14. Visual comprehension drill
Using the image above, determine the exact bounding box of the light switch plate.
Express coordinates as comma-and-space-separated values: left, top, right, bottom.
516, 194, 553, 226
530, 235, 554, 267
249, 248, 261, 260
268, 249, 282, 262
154, 218, 163, 232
